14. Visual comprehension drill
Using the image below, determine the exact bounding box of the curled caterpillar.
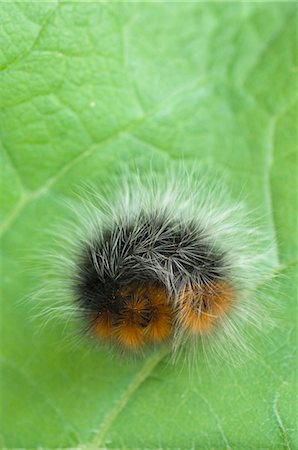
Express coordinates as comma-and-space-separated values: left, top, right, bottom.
40, 169, 270, 360
77, 209, 233, 348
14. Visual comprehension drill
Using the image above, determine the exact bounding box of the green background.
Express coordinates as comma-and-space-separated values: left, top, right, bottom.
0, 2, 297, 449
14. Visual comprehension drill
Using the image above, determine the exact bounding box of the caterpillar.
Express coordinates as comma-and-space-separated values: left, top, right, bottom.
38, 168, 270, 361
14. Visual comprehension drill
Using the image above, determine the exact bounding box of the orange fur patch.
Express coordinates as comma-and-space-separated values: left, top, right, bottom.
177, 281, 234, 334
116, 292, 150, 348
116, 283, 172, 348
117, 322, 146, 348
145, 284, 172, 342
93, 310, 114, 339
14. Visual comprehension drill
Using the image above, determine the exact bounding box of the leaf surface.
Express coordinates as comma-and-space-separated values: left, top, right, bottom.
0, 3, 297, 448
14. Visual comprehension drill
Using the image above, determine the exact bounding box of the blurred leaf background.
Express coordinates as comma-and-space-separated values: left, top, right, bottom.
0, 2, 297, 449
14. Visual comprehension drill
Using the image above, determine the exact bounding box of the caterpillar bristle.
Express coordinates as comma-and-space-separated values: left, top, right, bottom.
91, 282, 172, 350
116, 284, 152, 349
93, 311, 114, 340
176, 281, 234, 335
32, 167, 272, 362
145, 284, 172, 343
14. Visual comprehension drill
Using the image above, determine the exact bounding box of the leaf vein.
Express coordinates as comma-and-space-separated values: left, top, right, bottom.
273, 385, 292, 450
84, 348, 168, 448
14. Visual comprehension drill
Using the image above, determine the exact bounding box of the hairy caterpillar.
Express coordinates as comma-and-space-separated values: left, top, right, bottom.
38, 169, 270, 361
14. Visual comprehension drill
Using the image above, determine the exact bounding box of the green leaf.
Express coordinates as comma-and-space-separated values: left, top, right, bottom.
1, 2, 297, 448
